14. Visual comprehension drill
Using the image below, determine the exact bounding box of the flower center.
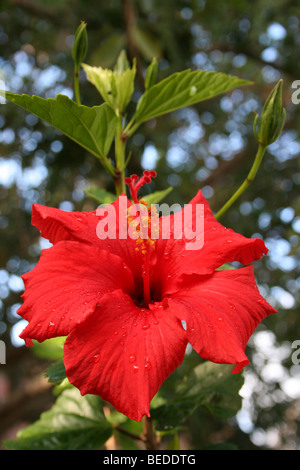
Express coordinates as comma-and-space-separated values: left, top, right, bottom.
125, 171, 159, 307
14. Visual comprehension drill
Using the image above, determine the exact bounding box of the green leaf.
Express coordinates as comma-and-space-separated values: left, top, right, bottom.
183, 362, 244, 418
82, 60, 136, 113
45, 359, 66, 384
132, 26, 163, 62
141, 186, 173, 205
151, 361, 244, 431
4, 387, 113, 450
145, 57, 159, 91
84, 187, 117, 204
89, 34, 126, 69
3, 92, 117, 166
134, 69, 252, 124
216, 263, 234, 270
31, 337, 65, 361
166, 433, 181, 450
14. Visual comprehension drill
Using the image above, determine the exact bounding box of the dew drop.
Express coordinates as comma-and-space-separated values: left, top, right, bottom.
129, 354, 136, 363
47, 322, 55, 332
92, 354, 101, 363
133, 365, 139, 374
142, 324, 150, 330
145, 361, 152, 371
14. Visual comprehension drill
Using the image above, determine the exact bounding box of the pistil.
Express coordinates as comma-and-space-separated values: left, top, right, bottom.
142, 248, 151, 307
125, 171, 159, 307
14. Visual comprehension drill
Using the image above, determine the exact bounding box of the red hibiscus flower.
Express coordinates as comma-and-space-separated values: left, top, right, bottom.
18, 171, 276, 421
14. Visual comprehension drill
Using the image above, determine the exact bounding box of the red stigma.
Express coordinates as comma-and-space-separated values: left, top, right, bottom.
125, 170, 157, 203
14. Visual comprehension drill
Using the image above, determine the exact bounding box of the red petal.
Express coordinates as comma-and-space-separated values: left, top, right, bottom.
32, 203, 99, 245
64, 290, 187, 421
152, 190, 268, 296
31, 198, 144, 286
18, 241, 135, 343
169, 266, 276, 373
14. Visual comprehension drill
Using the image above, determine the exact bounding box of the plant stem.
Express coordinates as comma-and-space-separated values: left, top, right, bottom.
142, 416, 158, 450
215, 143, 267, 220
114, 115, 127, 196
113, 424, 146, 443
74, 66, 81, 105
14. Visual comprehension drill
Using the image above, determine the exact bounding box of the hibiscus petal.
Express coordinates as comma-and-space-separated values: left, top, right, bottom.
31, 198, 144, 286
18, 241, 135, 343
168, 266, 276, 373
32, 203, 107, 246
153, 190, 268, 296
64, 290, 187, 421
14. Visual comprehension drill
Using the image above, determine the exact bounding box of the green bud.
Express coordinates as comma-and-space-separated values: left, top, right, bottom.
253, 79, 286, 146
72, 21, 88, 68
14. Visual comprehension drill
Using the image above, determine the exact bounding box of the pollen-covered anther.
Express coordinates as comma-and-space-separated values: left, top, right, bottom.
125, 170, 160, 253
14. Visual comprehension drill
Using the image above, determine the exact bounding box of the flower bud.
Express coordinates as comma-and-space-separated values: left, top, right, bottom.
72, 21, 88, 69
253, 79, 286, 146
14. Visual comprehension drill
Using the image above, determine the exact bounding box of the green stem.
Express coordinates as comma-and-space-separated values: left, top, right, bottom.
123, 118, 140, 138
74, 66, 81, 105
114, 115, 127, 196
215, 143, 267, 220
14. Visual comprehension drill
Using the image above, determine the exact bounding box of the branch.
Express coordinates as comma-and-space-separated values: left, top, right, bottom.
121, 0, 145, 88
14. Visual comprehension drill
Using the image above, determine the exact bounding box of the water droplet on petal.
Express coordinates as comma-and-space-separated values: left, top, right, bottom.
145, 361, 152, 371
47, 322, 55, 332
133, 365, 139, 374
142, 324, 150, 330
93, 354, 101, 363
129, 354, 136, 363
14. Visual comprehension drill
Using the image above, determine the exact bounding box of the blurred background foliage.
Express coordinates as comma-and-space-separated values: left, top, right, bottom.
0, 0, 299, 450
